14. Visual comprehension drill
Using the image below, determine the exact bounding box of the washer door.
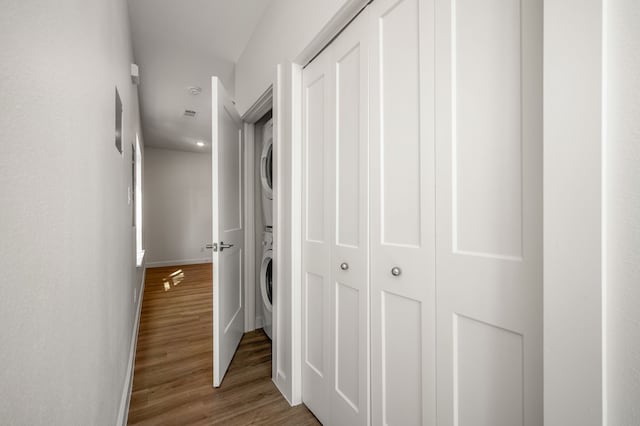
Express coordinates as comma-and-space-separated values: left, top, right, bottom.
260, 138, 273, 200
260, 250, 273, 312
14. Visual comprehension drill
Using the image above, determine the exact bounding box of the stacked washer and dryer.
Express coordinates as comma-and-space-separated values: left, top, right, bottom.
259, 118, 274, 339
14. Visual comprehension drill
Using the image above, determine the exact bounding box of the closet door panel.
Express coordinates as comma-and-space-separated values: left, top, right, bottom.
369, 0, 436, 424
434, 0, 543, 424
305, 76, 327, 244
330, 14, 370, 426
301, 50, 333, 424
378, 0, 422, 248
336, 45, 362, 249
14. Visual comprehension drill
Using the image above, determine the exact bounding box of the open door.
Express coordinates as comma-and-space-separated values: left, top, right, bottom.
211, 76, 244, 387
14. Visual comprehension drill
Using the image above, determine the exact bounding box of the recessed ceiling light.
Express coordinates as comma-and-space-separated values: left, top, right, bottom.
196, 141, 205, 147
188, 86, 202, 95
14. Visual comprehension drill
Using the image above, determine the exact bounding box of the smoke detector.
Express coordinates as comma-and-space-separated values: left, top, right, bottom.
187, 86, 202, 95
183, 109, 197, 118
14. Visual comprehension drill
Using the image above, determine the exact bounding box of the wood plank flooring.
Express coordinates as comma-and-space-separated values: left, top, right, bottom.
128, 263, 319, 425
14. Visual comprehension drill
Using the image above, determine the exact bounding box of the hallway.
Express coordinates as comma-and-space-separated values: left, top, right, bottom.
128, 264, 318, 425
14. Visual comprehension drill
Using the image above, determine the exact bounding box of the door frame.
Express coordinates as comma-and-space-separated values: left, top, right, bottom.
241, 87, 274, 333
272, 0, 371, 406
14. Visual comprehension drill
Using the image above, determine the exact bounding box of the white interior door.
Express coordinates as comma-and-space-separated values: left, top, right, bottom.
211, 76, 244, 388
434, 0, 543, 424
369, 0, 436, 424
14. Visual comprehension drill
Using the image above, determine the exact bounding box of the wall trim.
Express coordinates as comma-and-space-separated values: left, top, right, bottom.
244, 122, 257, 332
255, 315, 264, 329
116, 265, 146, 426
145, 258, 212, 268
242, 86, 273, 123
294, 0, 370, 66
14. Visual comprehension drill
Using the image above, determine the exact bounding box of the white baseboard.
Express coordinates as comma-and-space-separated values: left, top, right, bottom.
255, 315, 264, 329
146, 258, 212, 268
116, 266, 146, 426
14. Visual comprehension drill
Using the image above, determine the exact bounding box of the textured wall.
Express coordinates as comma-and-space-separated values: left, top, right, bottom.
143, 147, 212, 266
235, 0, 352, 115
0, 0, 144, 423
605, 0, 640, 423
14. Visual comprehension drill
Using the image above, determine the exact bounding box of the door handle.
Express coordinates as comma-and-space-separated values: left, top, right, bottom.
206, 243, 218, 252
219, 242, 234, 252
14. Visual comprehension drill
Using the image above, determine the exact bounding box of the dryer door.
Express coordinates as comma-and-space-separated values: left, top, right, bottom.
260, 137, 273, 199
260, 251, 273, 311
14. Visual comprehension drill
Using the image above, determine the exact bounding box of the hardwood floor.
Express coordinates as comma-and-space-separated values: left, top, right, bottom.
128, 263, 319, 425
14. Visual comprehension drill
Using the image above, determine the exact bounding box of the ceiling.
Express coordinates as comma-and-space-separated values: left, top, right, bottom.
128, 0, 272, 153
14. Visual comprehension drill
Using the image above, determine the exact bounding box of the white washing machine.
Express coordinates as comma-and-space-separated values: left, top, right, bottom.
261, 119, 274, 227
260, 228, 273, 339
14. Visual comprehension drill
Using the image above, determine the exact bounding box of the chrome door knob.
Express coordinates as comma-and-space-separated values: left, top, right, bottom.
340, 262, 349, 271
391, 266, 401, 277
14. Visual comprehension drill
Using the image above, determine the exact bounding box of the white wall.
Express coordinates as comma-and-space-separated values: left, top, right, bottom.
235, 0, 353, 115
544, 1, 605, 424
144, 147, 212, 266
0, 0, 145, 424
605, 0, 640, 423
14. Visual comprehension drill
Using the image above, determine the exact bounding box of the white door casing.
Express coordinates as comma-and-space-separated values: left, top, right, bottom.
369, 0, 437, 424
434, 0, 543, 425
212, 76, 245, 388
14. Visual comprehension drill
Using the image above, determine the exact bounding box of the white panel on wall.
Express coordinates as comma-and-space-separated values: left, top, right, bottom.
336, 45, 362, 248
383, 292, 422, 425
455, 315, 523, 426
305, 273, 325, 375
380, 0, 421, 248
454, 0, 523, 259
335, 282, 360, 410
305, 77, 327, 243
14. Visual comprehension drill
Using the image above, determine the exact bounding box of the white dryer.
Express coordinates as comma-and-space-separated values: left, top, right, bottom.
260, 228, 273, 339
261, 119, 274, 227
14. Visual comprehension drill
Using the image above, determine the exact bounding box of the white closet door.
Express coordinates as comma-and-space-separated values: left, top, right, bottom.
302, 11, 370, 425
329, 13, 370, 426
302, 47, 333, 425
434, 0, 543, 425
369, 0, 436, 424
